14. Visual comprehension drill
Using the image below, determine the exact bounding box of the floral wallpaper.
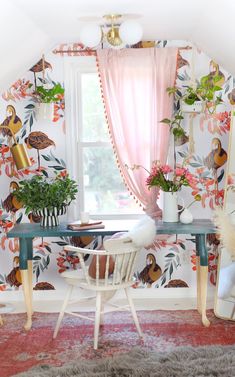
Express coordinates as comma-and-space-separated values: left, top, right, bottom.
0, 40, 233, 295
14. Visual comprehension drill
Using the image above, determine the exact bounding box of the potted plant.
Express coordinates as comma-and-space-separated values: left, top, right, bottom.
167, 72, 223, 114
34, 82, 64, 120
160, 111, 189, 146
13, 174, 78, 227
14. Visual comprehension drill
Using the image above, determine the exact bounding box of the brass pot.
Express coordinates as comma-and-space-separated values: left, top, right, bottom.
11, 143, 31, 170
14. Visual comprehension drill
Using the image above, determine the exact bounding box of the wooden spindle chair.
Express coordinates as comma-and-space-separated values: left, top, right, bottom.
53, 236, 143, 349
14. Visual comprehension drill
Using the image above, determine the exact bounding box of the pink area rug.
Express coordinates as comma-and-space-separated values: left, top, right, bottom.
0, 310, 235, 377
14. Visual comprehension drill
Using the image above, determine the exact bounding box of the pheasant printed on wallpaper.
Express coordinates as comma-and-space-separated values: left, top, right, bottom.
0, 105, 22, 137
25, 131, 55, 170
204, 137, 227, 192
6, 256, 22, 288
3, 181, 23, 214
139, 253, 162, 287
30, 58, 52, 89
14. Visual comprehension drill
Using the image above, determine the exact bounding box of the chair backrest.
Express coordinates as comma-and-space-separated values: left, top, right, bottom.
64, 236, 140, 291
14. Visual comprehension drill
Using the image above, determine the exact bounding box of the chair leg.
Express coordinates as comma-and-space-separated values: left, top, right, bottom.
94, 291, 102, 350
53, 285, 73, 339
100, 294, 105, 326
125, 287, 142, 338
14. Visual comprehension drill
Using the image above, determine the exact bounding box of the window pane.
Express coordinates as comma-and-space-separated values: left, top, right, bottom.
83, 146, 142, 215
81, 73, 109, 142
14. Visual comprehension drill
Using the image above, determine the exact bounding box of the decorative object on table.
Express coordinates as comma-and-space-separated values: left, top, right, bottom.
179, 194, 201, 224
146, 163, 195, 222
179, 208, 193, 224
13, 174, 78, 227
67, 221, 104, 231
0, 124, 31, 170
80, 211, 90, 224
162, 191, 184, 223
126, 215, 156, 247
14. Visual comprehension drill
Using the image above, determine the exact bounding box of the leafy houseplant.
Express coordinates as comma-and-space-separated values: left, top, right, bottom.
35, 82, 64, 120
35, 82, 64, 103
14, 175, 78, 226
160, 111, 188, 145
167, 72, 223, 114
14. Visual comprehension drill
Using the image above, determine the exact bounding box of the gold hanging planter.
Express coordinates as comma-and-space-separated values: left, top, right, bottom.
0, 125, 31, 170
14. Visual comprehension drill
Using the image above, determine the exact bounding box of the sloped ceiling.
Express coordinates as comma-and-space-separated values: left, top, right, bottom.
1, 0, 235, 92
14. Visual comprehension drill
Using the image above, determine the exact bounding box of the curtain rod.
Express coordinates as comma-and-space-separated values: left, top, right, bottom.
53, 46, 192, 55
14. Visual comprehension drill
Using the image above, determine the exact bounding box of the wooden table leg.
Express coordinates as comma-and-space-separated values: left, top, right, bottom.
19, 238, 33, 331
195, 236, 201, 314
195, 234, 210, 327
196, 256, 201, 314
27, 239, 33, 316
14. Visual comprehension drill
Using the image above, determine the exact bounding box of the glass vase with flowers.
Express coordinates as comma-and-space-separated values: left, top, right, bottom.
146, 162, 195, 222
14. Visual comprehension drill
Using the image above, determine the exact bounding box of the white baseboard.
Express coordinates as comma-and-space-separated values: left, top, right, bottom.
0, 286, 215, 302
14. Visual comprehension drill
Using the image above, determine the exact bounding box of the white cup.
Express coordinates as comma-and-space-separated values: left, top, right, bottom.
80, 211, 90, 224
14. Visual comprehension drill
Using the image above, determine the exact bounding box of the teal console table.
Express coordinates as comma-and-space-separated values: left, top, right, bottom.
7, 219, 216, 331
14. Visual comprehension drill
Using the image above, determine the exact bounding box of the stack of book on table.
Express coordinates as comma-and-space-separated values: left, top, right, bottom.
67, 221, 105, 231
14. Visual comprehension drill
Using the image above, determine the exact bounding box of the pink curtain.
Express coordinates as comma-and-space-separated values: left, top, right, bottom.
96, 48, 178, 217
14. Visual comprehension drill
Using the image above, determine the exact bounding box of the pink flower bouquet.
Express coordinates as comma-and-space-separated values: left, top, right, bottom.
146, 163, 195, 192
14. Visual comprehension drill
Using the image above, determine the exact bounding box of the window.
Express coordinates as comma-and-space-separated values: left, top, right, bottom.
64, 56, 142, 218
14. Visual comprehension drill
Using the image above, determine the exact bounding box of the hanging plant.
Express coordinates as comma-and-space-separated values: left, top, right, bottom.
160, 111, 188, 146
34, 82, 64, 103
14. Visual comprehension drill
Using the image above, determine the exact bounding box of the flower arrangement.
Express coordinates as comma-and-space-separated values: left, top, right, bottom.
146, 163, 195, 192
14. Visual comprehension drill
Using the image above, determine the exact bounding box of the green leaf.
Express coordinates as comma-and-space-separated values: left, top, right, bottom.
48, 165, 65, 170
41, 155, 51, 161
165, 253, 175, 258
29, 114, 34, 130
169, 263, 173, 278
160, 118, 171, 124
161, 275, 166, 286
25, 104, 35, 109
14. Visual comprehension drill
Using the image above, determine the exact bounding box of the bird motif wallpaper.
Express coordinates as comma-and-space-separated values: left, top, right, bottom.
0, 40, 233, 296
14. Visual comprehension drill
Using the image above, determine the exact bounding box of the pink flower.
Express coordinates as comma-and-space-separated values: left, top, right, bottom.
161, 165, 173, 174
175, 167, 186, 176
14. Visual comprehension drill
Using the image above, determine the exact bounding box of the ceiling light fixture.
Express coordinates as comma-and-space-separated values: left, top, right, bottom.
79, 14, 143, 48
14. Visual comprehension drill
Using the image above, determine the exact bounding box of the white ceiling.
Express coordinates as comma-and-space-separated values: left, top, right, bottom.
1, 0, 235, 92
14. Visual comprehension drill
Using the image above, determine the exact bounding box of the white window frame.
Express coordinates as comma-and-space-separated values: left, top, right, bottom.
64, 56, 142, 221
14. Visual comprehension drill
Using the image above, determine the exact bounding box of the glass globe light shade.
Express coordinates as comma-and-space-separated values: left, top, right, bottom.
119, 20, 143, 45
80, 23, 102, 48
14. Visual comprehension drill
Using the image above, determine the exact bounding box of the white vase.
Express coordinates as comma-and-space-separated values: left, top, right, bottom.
180, 208, 193, 224
181, 101, 204, 113
37, 103, 54, 121
163, 192, 182, 223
